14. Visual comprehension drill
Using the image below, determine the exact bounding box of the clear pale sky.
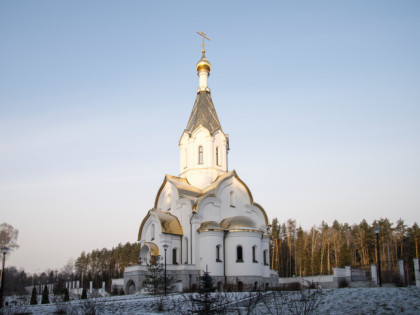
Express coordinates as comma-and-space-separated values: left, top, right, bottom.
1, 1, 419, 273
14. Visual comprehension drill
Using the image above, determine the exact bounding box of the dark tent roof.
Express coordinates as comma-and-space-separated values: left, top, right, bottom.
185, 91, 222, 135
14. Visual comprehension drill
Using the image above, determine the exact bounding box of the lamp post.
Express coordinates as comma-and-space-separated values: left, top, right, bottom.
162, 244, 169, 296
294, 229, 297, 277
0, 246, 9, 308
374, 227, 382, 287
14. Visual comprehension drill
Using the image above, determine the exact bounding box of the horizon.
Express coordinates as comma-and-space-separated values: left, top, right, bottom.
1, 1, 419, 273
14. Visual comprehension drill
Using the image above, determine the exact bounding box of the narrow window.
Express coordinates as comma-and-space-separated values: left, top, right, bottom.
216, 245, 221, 262
236, 245, 243, 262
216, 147, 220, 166
230, 191, 235, 207
263, 250, 268, 265
172, 248, 178, 264
151, 224, 155, 241
198, 146, 203, 164
183, 238, 188, 264
252, 246, 258, 263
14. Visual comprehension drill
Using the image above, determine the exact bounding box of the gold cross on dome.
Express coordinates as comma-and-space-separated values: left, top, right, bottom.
196, 31, 210, 53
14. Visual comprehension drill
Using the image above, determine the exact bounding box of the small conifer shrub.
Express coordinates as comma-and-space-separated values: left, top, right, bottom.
30, 286, 38, 305
41, 285, 49, 304
63, 288, 70, 301
81, 288, 87, 299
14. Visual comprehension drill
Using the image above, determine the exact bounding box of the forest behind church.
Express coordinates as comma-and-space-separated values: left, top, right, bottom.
270, 218, 420, 279
69, 217, 419, 288
4, 218, 419, 293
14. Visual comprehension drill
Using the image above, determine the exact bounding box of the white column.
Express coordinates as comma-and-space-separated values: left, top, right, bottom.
414, 258, 420, 288
89, 281, 93, 293
398, 260, 405, 285
345, 266, 352, 285
371, 265, 378, 284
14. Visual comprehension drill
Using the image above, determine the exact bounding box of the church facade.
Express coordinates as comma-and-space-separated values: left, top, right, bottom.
124, 45, 277, 293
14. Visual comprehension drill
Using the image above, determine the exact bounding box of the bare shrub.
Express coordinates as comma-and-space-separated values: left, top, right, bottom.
260, 288, 323, 315
80, 298, 104, 315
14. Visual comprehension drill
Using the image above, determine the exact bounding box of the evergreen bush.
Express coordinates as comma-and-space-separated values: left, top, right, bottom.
63, 288, 70, 301
30, 286, 38, 305
81, 288, 87, 299
41, 285, 49, 304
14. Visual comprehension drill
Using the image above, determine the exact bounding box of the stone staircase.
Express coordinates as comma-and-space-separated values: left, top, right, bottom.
348, 280, 374, 288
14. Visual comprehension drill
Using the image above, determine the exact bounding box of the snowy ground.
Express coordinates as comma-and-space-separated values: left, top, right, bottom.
3, 287, 420, 314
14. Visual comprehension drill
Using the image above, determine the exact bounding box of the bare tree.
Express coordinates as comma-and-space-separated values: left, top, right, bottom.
0, 222, 19, 253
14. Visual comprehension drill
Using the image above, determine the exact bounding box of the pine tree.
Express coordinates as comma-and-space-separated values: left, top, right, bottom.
199, 271, 215, 294
41, 285, 49, 304
142, 256, 174, 295
81, 288, 87, 299
30, 286, 38, 305
189, 270, 219, 314
63, 288, 70, 302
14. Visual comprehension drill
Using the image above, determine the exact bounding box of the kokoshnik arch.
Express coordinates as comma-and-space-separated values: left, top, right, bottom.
124, 34, 278, 293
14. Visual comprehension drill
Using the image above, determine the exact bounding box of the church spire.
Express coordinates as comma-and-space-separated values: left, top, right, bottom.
196, 31, 211, 93
184, 32, 220, 135
178, 34, 229, 188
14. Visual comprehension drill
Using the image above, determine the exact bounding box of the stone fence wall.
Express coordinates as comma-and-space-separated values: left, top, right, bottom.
279, 258, 420, 289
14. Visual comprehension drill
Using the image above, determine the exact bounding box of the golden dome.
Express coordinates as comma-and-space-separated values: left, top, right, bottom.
220, 216, 259, 230
198, 221, 222, 232
196, 54, 212, 72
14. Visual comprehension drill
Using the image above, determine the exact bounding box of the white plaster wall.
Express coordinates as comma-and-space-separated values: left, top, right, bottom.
198, 231, 224, 276
160, 234, 182, 265
156, 182, 176, 212
261, 237, 270, 277
198, 177, 267, 232
213, 131, 228, 172
225, 232, 263, 277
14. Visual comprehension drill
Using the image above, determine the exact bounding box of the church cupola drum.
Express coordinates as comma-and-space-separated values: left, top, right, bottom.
123, 33, 277, 295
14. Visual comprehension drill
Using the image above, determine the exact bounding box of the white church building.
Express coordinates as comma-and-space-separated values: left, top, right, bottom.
124, 43, 277, 293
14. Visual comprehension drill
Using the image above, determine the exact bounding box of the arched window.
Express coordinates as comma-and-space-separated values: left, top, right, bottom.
230, 191, 235, 207
236, 245, 243, 262
252, 245, 258, 263
172, 248, 178, 264
263, 250, 268, 266
198, 146, 203, 164
216, 245, 221, 262
216, 147, 220, 166
151, 224, 155, 241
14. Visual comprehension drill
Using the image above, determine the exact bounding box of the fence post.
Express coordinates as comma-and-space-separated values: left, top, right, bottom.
345, 266, 352, 285
371, 265, 377, 285
414, 258, 420, 288
398, 260, 405, 286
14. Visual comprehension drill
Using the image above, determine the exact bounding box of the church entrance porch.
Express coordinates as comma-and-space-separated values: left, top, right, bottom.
124, 264, 200, 294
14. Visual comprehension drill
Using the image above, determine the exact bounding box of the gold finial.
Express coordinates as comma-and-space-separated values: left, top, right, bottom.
196, 31, 210, 55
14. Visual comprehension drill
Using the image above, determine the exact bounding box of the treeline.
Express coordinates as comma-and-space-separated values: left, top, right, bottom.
74, 242, 140, 289
270, 218, 420, 277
